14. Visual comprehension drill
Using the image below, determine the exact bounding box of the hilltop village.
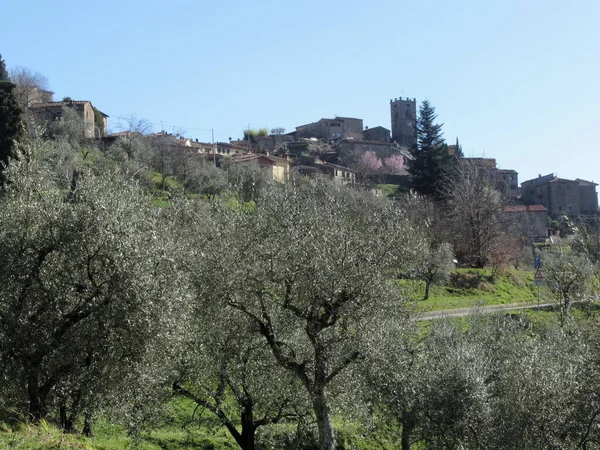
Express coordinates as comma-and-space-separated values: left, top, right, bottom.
4, 57, 600, 450
25, 86, 600, 240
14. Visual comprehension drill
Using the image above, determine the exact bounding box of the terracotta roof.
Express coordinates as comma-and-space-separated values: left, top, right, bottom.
503, 205, 548, 212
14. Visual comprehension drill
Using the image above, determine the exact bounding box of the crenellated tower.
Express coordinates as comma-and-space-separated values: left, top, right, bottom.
390, 96, 417, 148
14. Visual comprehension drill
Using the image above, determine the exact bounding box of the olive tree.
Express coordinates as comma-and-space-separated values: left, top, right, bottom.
172, 292, 310, 450
362, 312, 600, 449
0, 155, 181, 425
542, 247, 594, 317
189, 178, 425, 450
410, 242, 454, 299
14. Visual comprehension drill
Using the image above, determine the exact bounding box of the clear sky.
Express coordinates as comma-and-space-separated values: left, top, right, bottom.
1, 0, 598, 184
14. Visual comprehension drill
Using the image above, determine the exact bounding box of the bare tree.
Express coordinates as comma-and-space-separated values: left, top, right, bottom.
446, 161, 504, 267
9, 66, 51, 108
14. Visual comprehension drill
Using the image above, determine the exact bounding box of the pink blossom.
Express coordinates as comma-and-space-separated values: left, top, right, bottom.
383, 154, 404, 174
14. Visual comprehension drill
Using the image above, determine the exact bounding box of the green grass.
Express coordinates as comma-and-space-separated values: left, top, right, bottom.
406, 267, 541, 313
0, 396, 405, 450
375, 184, 400, 197
146, 171, 184, 192
0, 421, 92, 449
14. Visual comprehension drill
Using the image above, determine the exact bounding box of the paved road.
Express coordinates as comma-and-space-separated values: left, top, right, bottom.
415, 302, 557, 321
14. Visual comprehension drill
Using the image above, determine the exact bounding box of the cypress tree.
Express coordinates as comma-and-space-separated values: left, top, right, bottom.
0, 54, 23, 182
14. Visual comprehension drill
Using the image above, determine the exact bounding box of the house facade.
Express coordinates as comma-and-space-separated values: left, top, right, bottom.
521, 174, 598, 216
30, 100, 108, 138
502, 205, 548, 239
337, 139, 410, 167
231, 154, 291, 183
462, 158, 520, 202
295, 117, 363, 141
362, 126, 390, 142
292, 157, 355, 184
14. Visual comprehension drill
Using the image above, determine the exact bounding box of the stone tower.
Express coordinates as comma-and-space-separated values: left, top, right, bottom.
390, 97, 417, 148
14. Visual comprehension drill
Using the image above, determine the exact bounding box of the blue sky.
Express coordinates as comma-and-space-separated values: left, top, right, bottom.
2, 0, 598, 184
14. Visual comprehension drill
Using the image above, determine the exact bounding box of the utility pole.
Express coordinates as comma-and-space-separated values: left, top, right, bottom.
212, 128, 216, 167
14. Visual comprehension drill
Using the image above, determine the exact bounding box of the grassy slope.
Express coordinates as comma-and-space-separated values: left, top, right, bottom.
405, 267, 541, 312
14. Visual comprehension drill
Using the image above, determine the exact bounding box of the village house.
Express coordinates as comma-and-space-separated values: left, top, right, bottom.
462, 158, 520, 202
502, 204, 549, 240
184, 139, 249, 157
362, 126, 390, 142
295, 117, 364, 141
337, 139, 410, 168
520, 174, 599, 216
292, 156, 355, 184
231, 153, 292, 183
30, 99, 108, 138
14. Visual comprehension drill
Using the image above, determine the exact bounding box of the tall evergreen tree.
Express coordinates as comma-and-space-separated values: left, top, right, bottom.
454, 137, 464, 158
0, 54, 8, 81
407, 100, 454, 199
0, 54, 23, 182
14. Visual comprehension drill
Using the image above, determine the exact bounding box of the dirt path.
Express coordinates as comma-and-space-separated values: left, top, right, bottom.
414, 301, 557, 321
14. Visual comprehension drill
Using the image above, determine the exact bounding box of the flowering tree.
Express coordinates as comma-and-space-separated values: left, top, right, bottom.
383, 154, 404, 174
358, 151, 382, 173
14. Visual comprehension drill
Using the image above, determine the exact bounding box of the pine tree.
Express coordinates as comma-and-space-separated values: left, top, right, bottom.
0, 54, 23, 183
407, 100, 454, 199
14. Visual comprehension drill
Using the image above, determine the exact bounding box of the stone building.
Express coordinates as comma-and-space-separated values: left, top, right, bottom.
520, 174, 598, 216
231, 153, 291, 183
497, 169, 519, 199
292, 156, 355, 184
30, 100, 108, 138
390, 96, 417, 148
22, 86, 54, 105
502, 205, 549, 239
362, 126, 390, 142
295, 117, 363, 141
337, 140, 409, 166
462, 158, 520, 202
